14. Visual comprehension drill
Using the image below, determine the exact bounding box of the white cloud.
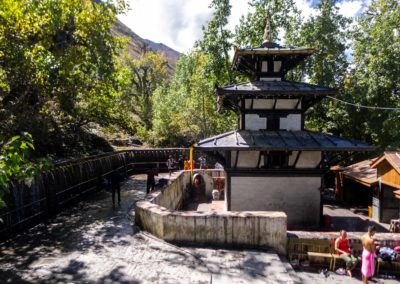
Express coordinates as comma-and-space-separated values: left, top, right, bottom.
118, 0, 213, 53
294, 0, 318, 19
337, 0, 363, 18
227, 0, 251, 32
118, 0, 368, 53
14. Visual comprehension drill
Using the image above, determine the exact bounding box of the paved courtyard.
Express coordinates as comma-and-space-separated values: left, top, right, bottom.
0, 174, 399, 283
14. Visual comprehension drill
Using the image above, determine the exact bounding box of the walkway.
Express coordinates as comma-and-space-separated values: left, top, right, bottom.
1, 174, 399, 283
0, 174, 294, 283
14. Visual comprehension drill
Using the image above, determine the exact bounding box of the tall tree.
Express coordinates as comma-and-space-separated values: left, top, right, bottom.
292, 0, 352, 133
342, 0, 400, 148
0, 0, 127, 156
197, 0, 234, 84
234, 0, 299, 48
121, 51, 168, 132
151, 52, 236, 146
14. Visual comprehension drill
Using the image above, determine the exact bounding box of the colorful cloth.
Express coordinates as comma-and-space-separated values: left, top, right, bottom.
361, 248, 375, 278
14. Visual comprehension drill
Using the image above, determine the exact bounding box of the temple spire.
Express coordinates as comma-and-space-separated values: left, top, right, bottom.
262, 12, 272, 44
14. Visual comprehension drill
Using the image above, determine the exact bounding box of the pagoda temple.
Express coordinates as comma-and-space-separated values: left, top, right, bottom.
195, 19, 374, 227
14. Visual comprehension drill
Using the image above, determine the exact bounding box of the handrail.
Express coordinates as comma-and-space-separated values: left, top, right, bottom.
0, 148, 191, 240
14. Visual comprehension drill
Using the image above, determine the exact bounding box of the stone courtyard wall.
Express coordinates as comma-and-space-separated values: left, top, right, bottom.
135, 171, 287, 255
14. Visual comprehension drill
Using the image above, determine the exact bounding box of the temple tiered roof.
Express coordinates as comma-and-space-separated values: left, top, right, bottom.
196, 130, 375, 151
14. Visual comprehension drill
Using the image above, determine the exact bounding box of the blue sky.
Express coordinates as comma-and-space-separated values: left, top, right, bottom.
118, 0, 368, 53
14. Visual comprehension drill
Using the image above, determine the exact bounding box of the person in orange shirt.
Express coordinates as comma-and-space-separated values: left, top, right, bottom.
184, 160, 189, 171
335, 230, 358, 277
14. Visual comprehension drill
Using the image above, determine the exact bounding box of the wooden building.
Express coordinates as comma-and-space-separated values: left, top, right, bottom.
332, 159, 377, 205
370, 152, 400, 223
195, 20, 374, 227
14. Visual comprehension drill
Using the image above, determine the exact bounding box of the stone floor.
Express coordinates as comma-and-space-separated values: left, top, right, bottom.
0, 173, 399, 283
323, 203, 390, 232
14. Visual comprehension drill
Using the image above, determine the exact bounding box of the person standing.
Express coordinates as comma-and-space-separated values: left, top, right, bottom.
166, 155, 175, 177
335, 230, 357, 277
110, 169, 121, 208
146, 168, 157, 194
199, 155, 207, 169
361, 226, 377, 284
178, 155, 184, 170
184, 160, 190, 171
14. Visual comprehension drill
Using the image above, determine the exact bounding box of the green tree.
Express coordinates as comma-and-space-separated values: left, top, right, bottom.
0, 134, 48, 209
120, 51, 168, 133
196, 0, 234, 84
234, 0, 299, 48
292, 0, 352, 133
151, 52, 236, 146
0, 0, 127, 156
341, 0, 400, 148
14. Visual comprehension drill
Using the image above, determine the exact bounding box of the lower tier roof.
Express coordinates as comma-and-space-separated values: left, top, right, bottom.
195, 130, 375, 151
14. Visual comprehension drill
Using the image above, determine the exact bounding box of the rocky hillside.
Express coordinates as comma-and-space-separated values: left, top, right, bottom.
112, 20, 180, 73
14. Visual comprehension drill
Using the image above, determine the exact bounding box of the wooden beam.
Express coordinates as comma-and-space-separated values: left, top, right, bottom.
272, 97, 278, 110
234, 151, 239, 168
257, 151, 262, 168
293, 151, 302, 168
295, 97, 302, 109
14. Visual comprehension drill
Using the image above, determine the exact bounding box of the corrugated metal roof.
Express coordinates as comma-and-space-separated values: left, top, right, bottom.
218, 80, 338, 95
342, 159, 378, 186
196, 130, 375, 151
232, 45, 315, 75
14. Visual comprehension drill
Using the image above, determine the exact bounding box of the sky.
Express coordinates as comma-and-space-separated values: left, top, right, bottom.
118, 0, 368, 54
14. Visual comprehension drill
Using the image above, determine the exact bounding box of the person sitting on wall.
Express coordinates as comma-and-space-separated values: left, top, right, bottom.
335, 229, 358, 277
214, 162, 224, 169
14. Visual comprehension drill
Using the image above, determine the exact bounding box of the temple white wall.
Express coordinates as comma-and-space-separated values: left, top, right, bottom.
296, 151, 321, 168
276, 99, 299, 109
245, 114, 266, 130
244, 113, 302, 131
244, 99, 301, 110
230, 176, 321, 227
279, 114, 301, 131
236, 151, 260, 168
231, 151, 321, 169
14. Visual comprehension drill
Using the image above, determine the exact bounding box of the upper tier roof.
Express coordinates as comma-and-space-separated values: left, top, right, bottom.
217, 80, 338, 111
232, 44, 315, 77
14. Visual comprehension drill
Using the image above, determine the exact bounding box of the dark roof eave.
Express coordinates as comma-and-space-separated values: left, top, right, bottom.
195, 145, 377, 151
217, 90, 339, 96
232, 48, 315, 68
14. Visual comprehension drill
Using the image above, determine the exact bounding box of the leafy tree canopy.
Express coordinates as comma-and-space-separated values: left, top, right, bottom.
0, 0, 127, 156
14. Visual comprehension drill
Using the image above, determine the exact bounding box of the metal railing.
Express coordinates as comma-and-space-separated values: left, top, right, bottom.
0, 148, 189, 240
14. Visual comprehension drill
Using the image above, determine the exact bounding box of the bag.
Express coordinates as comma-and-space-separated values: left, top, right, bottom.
378, 247, 397, 263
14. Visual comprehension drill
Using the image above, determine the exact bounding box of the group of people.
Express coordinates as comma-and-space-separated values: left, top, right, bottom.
166, 155, 211, 176
335, 226, 399, 283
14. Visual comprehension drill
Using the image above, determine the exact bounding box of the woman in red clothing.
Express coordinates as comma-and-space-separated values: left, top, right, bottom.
335, 230, 358, 277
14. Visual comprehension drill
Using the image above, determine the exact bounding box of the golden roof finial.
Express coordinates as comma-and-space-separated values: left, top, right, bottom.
263, 12, 272, 44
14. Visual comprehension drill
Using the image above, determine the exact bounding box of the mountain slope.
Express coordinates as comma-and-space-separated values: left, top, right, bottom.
112, 20, 180, 72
